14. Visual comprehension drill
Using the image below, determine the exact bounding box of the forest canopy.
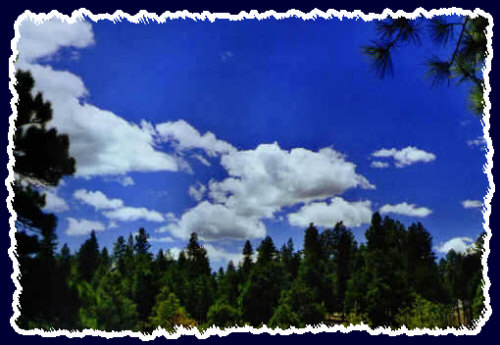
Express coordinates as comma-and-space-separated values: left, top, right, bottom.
16, 214, 485, 332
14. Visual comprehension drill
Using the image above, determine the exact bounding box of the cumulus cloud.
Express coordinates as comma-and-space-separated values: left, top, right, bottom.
188, 182, 207, 202
288, 197, 373, 228
379, 202, 432, 217
73, 189, 123, 210
370, 161, 389, 169
435, 237, 475, 254
103, 206, 165, 223
204, 243, 243, 269
43, 190, 69, 212
74, 189, 165, 223
167, 201, 266, 241
209, 143, 374, 218
170, 143, 373, 240
17, 18, 95, 63
462, 199, 483, 209
16, 19, 186, 178
372, 146, 436, 168
65, 217, 105, 236
155, 119, 236, 157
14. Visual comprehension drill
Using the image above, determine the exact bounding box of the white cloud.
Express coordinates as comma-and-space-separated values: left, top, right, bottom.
372, 146, 436, 168
371, 161, 390, 169
462, 199, 483, 209
17, 20, 186, 178
288, 197, 373, 228
220, 51, 234, 62
167, 201, 266, 241
43, 190, 69, 212
379, 202, 432, 217
65, 217, 105, 236
467, 136, 487, 148
103, 206, 165, 223
166, 247, 183, 260
155, 119, 236, 157
203, 243, 242, 269
209, 143, 374, 219
171, 143, 373, 241
18, 18, 94, 63
73, 189, 123, 210
150, 236, 175, 243
435, 237, 474, 254
193, 154, 211, 167
114, 176, 135, 187
188, 182, 207, 202
74, 189, 165, 223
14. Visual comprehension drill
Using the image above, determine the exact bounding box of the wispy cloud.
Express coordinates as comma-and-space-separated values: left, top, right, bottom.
379, 202, 432, 217
74, 189, 165, 223
370, 161, 389, 169
65, 217, 106, 236
462, 199, 483, 209
467, 136, 487, 150
220, 50, 234, 62
371, 146, 436, 168
435, 237, 474, 254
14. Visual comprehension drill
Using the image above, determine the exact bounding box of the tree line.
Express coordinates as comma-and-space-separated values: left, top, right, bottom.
12, 70, 485, 332
17, 217, 485, 331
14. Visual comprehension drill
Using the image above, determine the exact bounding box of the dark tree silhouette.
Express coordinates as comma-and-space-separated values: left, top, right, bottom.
363, 15, 489, 115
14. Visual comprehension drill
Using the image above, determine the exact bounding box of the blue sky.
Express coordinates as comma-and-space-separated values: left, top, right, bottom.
16, 15, 488, 269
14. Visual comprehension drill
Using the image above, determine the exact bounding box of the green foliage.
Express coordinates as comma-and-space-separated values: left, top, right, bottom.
472, 282, 485, 320
269, 303, 301, 329
78, 271, 139, 331
279, 278, 327, 326
77, 231, 100, 282
240, 236, 285, 327
206, 300, 241, 328
17, 218, 484, 331
364, 16, 489, 116
149, 288, 196, 332
14, 70, 77, 329
14, 70, 76, 186
395, 294, 454, 329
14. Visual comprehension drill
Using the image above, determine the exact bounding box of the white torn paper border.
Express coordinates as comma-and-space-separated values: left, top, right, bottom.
6, 7, 494, 339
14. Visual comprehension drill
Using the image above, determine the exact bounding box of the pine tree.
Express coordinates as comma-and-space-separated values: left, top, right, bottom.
241, 236, 284, 326
363, 16, 489, 115
134, 228, 152, 258
77, 231, 100, 282
240, 240, 254, 282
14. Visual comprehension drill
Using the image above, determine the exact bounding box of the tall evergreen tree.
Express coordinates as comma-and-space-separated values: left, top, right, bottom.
77, 231, 100, 282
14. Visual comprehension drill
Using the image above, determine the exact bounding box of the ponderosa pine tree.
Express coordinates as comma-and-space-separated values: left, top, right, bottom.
363, 16, 489, 115
241, 236, 284, 326
407, 223, 444, 302
300, 223, 333, 311
77, 231, 100, 282
13, 71, 77, 329
364, 214, 411, 327
278, 238, 301, 291
239, 240, 254, 283
183, 233, 214, 323
330, 222, 357, 318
